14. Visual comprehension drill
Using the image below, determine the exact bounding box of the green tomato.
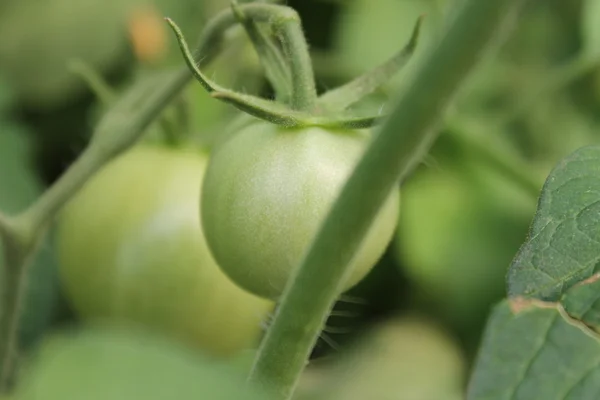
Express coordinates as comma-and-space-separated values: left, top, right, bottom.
0, 0, 133, 108
308, 315, 466, 400
56, 144, 273, 357
12, 327, 267, 400
0, 0, 204, 109
201, 121, 400, 300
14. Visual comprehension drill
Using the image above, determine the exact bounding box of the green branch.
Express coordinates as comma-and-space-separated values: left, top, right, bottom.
247, 0, 525, 398
232, 3, 317, 110
231, 0, 292, 103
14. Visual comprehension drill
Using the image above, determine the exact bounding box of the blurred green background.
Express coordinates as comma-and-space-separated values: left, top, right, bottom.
1, 0, 599, 398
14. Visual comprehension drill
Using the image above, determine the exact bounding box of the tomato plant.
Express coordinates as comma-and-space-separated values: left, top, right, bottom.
202, 122, 399, 299
56, 144, 273, 356
0, 1, 538, 399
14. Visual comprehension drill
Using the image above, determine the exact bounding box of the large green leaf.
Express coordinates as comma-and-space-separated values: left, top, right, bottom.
468, 299, 600, 400
470, 146, 600, 399
507, 146, 600, 301
12, 327, 269, 400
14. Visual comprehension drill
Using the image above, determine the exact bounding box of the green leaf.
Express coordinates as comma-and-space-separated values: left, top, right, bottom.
507, 146, 600, 301
13, 327, 269, 400
561, 275, 600, 331
468, 299, 600, 400
582, 0, 600, 60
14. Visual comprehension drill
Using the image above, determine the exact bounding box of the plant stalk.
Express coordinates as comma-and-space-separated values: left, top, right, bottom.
0, 217, 34, 390
232, 0, 292, 103
247, 0, 525, 398
236, 4, 317, 110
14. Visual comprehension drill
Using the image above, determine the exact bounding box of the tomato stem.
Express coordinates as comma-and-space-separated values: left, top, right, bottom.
262, 5, 317, 111
0, 216, 35, 392
231, 0, 292, 104
230, 3, 318, 110
0, 256, 28, 391
247, 0, 525, 398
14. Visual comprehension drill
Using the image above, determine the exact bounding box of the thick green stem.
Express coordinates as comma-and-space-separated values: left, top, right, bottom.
272, 8, 316, 110
247, 0, 524, 398
0, 217, 33, 392
0, 251, 29, 390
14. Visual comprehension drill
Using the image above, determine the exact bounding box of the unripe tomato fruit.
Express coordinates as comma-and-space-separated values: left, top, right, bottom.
56, 145, 273, 357
201, 121, 400, 299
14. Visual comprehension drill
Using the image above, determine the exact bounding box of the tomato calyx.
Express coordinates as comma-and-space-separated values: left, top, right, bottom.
166, 4, 424, 130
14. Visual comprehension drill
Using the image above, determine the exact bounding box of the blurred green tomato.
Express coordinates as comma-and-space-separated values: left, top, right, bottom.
0, 0, 133, 108
56, 145, 273, 357
307, 315, 466, 400
12, 328, 266, 400
395, 160, 534, 329
0, 0, 204, 108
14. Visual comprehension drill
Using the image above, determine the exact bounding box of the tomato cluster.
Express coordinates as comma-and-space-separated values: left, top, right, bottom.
57, 119, 399, 355
54, 1, 401, 360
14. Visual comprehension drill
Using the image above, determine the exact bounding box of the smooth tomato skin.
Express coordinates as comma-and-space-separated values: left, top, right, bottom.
56, 145, 273, 357
201, 122, 400, 299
